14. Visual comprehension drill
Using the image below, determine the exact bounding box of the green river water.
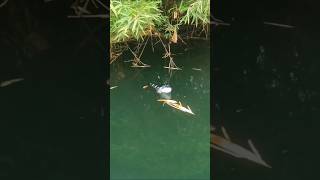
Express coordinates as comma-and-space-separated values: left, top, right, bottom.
110, 40, 210, 180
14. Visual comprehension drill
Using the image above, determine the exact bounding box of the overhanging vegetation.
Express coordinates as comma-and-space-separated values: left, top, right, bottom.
110, 0, 210, 67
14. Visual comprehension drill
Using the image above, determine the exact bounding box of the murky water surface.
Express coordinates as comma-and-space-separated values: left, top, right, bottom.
110, 41, 210, 179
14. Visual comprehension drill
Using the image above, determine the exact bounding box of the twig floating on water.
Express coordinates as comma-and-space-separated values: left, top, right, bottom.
211, 15, 224, 23
0, 78, 24, 87
221, 126, 230, 141
192, 68, 202, 71
157, 99, 195, 115
131, 65, 151, 68
211, 21, 231, 26
248, 139, 262, 160
110, 86, 118, 90
142, 85, 149, 89
211, 133, 272, 168
164, 66, 182, 70
263, 21, 295, 28
67, 14, 108, 18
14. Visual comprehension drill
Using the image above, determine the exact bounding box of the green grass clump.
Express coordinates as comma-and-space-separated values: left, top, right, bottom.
110, 0, 164, 44
109, 0, 210, 63
178, 0, 210, 27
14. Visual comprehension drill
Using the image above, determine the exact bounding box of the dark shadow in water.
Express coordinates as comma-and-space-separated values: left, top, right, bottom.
213, 0, 320, 179
0, 1, 107, 179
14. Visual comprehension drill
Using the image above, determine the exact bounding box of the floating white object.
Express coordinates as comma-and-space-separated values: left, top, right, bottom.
157, 86, 172, 94
149, 83, 172, 99
110, 86, 118, 90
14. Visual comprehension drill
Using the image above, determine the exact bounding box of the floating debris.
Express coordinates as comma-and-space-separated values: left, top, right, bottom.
131, 64, 151, 68
192, 68, 202, 71
148, 83, 172, 99
142, 85, 149, 89
157, 99, 195, 115
263, 21, 295, 28
110, 86, 118, 90
158, 99, 178, 104
163, 66, 182, 70
0, 78, 24, 87
211, 127, 271, 168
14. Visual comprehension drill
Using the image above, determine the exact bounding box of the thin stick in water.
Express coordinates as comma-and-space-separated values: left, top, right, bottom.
248, 139, 262, 160
221, 126, 231, 141
263, 21, 295, 28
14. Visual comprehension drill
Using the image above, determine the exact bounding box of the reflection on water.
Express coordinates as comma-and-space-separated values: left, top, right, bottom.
110, 41, 210, 179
